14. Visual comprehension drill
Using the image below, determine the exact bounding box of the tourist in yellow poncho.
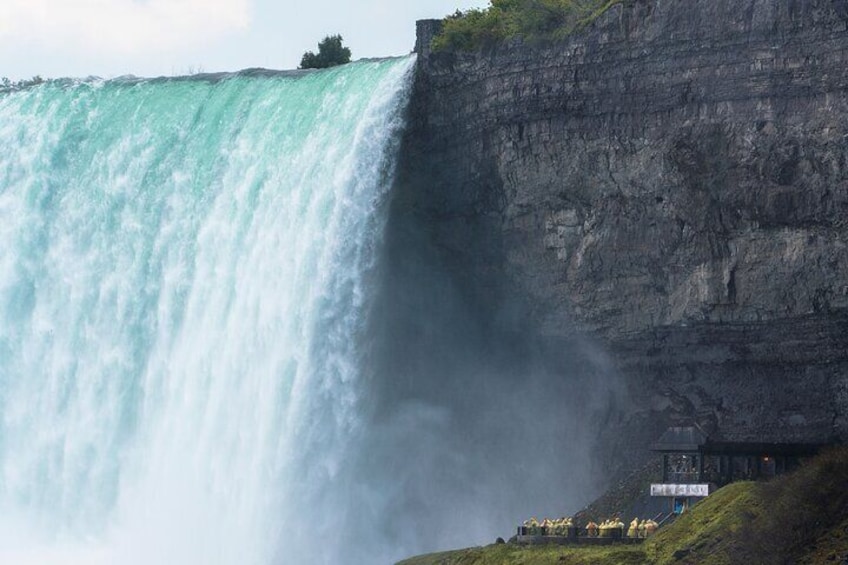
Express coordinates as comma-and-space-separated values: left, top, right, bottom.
528, 517, 540, 536
609, 518, 624, 538
598, 520, 610, 537
544, 518, 553, 536
627, 518, 639, 538
645, 519, 658, 536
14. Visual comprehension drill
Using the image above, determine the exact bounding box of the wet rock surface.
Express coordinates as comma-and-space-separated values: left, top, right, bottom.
394, 0, 848, 477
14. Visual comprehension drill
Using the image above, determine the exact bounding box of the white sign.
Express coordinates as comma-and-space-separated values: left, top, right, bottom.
650, 484, 710, 497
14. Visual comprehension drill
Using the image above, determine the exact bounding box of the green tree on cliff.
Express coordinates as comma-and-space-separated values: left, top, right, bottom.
299, 35, 352, 69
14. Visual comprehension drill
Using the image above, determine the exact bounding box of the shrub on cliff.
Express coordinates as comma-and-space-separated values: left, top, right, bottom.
299, 35, 352, 69
433, 0, 623, 51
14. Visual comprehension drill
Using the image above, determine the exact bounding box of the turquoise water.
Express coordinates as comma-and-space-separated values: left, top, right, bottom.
0, 57, 414, 564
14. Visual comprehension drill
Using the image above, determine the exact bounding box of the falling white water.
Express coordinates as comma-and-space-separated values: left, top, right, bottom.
0, 57, 415, 564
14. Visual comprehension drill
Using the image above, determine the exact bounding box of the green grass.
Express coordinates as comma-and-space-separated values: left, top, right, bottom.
397, 448, 848, 565
432, 0, 625, 52
644, 482, 764, 565
798, 516, 848, 564
397, 543, 646, 565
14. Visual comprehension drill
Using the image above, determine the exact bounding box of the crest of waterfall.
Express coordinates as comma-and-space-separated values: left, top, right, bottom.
0, 56, 415, 564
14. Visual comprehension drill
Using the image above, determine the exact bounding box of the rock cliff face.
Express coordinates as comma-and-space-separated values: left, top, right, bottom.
392, 0, 848, 473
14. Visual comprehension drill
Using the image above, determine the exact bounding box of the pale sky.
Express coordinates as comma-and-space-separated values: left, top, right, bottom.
0, 0, 488, 80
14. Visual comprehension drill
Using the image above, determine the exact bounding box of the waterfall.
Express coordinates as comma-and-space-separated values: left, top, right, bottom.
0, 56, 415, 564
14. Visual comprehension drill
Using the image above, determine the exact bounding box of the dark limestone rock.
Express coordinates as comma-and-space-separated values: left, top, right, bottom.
395, 0, 848, 479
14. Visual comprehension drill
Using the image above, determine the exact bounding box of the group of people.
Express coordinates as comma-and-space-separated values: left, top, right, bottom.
630, 518, 660, 538
520, 516, 659, 538
520, 517, 575, 536
585, 519, 624, 537
585, 517, 659, 538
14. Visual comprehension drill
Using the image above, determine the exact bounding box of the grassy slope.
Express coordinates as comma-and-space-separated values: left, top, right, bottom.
398, 544, 646, 565
397, 449, 848, 565
644, 482, 764, 565
799, 516, 848, 564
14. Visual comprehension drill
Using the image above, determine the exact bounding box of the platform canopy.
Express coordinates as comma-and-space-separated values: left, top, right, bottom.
650, 425, 826, 457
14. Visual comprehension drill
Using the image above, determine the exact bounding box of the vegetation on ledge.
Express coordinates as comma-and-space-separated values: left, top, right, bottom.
299, 35, 352, 70
397, 447, 848, 565
432, 0, 624, 52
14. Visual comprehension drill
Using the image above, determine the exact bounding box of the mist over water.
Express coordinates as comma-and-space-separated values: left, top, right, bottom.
361, 201, 619, 559
0, 54, 615, 565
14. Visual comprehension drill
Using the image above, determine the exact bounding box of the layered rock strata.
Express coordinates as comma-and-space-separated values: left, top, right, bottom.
392, 0, 848, 475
